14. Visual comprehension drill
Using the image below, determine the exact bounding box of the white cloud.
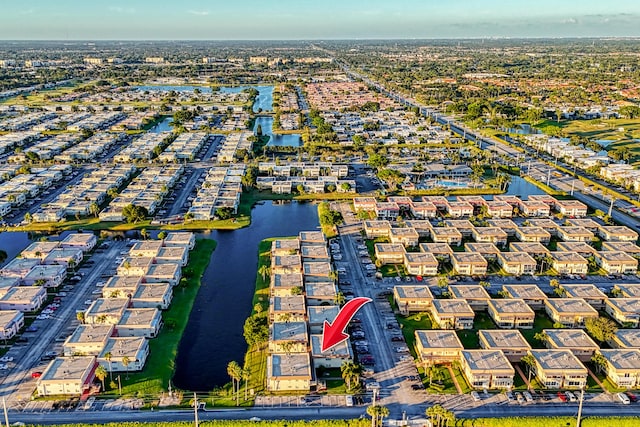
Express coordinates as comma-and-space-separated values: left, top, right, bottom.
188, 10, 210, 16
560, 17, 578, 24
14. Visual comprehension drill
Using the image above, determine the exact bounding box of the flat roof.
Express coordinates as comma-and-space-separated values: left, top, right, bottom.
508, 242, 549, 254
503, 284, 547, 300
394, 285, 434, 300
606, 298, 640, 315
462, 350, 514, 373
310, 334, 351, 357
118, 308, 160, 326
551, 252, 588, 263
614, 284, 640, 297
498, 251, 537, 264
602, 241, 640, 253
451, 252, 487, 264
87, 298, 129, 316
599, 226, 638, 237
556, 242, 597, 253
449, 285, 491, 300
389, 227, 419, 237
486, 219, 518, 228
146, 262, 180, 276
530, 349, 586, 372
415, 330, 463, 349
300, 245, 330, 259
478, 329, 530, 350
40, 356, 95, 382
431, 227, 463, 237
271, 295, 306, 313
544, 329, 598, 350
597, 251, 638, 263
488, 299, 535, 315
419, 243, 453, 254
374, 243, 406, 253
101, 337, 146, 358
473, 227, 508, 237
545, 298, 598, 315
307, 305, 340, 324
272, 273, 303, 288
599, 349, 640, 371
561, 284, 607, 299
516, 226, 550, 236
432, 299, 474, 316
268, 353, 311, 378
272, 239, 300, 252
305, 281, 337, 298
404, 252, 438, 264
65, 324, 114, 344
464, 243, 500, 254
612, 329, 640, 348
557, 226, 593, 236
271, 321, 308, 342
303, 261, 332, 276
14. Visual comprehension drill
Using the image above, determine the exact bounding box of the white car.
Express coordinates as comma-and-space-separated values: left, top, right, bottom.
0, 356, 13, 363
84, 300, 93, 305
470, 391, 480, 401
0, 364, 8, 370
617, 392, 631, 405
523, 391, 533, 402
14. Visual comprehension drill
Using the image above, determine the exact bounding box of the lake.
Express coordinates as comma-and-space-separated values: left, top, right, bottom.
172, 200, 320, 390
253, 116, 302, 148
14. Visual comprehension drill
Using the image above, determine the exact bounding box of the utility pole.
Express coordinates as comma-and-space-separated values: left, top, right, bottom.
608, 196, 615, 217
570, 180, 575, 196
2, 397, 9, 427
193, 392, 199, 427
371, 388, 378, 427
576, 388, 585, 427
546, 168, 551, 186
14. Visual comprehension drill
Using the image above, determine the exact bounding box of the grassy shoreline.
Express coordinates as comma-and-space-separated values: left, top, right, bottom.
104, 238, 216, 396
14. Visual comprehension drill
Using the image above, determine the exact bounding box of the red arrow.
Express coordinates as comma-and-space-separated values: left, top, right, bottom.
321, 296, 372, 352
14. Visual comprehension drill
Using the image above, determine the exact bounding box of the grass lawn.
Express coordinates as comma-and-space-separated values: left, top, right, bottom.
452, 365, 472, 394
396, 312, 433, 357
520, 312, 555, 348
105, 239, 216, 396
240, 237, 297, 400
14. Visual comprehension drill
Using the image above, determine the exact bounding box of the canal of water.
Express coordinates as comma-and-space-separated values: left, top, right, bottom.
172, 200, 320, 390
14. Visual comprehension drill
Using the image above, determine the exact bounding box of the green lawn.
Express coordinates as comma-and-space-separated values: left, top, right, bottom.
104, 239, 216, 396
520, 312, 555, 348
396, 312, 433, 357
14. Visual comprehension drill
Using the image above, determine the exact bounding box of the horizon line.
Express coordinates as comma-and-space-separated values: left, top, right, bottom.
2, 36, 640, 42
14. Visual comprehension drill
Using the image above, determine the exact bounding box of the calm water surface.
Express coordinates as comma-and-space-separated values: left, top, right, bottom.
173, 201, 319, 390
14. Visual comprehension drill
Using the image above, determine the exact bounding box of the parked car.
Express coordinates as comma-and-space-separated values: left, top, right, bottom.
523, 391, 533, 402
31, 371, 42, 379
565, 391, 577, 402
617, 392, 631, 405
470, 391, 480, 401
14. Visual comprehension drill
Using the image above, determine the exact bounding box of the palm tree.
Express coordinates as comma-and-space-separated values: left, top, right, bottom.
89, 202, 100, 218
76, 311, 85, 324
591, 352, 608, 374
157, 231, 167, 241
335, 291, 346, 306
367, 404, 389, 427
227, 361, 242, 405
534, 331, 549, 346
105, 352, 113, 380
140, 228, 149, 240
426, 404, 455, 427
521, 354, 537, 389
258, 265, 270, 282
95, 365, 108, 392
122, 356, 130, 379
242, 367, 249, 401
340, 361, 363, 392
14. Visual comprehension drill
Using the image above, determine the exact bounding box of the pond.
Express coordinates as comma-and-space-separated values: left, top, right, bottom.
253, 116, 302, 148
172, 200, 320, 390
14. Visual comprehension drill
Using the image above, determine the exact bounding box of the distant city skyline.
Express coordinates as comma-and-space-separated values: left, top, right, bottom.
1, 0, 640, 40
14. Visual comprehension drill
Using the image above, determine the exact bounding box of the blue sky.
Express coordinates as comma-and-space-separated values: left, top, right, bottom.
2, 0, 640, 39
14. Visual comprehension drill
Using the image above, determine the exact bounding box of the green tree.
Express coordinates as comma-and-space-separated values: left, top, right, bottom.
89, 202, 100, 218
140, 228, 149, 240
367, 153, 389, 170
243, 314, 268, 345
258, 265, 270, 282
585, 316, 618, 343
104, 351, 113, 380
591, 352, 608, 374
122, 204, 148, 224
76, 311, 85, 324
227, 361, 242, 406
95, 365, 108, 392
215, 207, 234, 220
157, 231, 167, 240
340, 361, 363, 392
367, 404, 389, 427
